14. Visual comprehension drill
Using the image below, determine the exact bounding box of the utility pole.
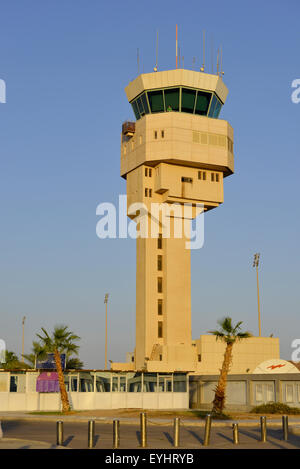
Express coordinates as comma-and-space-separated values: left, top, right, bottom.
253, 254, 261, 337
22, 316, 26, 362
104, 294, 109, 369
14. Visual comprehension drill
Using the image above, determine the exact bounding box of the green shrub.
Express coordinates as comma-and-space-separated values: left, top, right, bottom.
250, 402, 300, 414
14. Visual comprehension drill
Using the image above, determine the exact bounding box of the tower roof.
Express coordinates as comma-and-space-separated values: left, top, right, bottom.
125, 69, 228, 104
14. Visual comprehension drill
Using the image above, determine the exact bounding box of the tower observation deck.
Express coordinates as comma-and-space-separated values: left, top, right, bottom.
115, 68, 234, 372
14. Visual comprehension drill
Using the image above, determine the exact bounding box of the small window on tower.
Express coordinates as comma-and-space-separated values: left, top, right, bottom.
145, 188, 148, 197
211, 173, 215, 182
158, 321, 163, 338
157, 255, 162, 271
145, 168, 148, 177
216, 173, 220, 182
157, 277, 163, 293
181, 177, 193, 183
149, 189, 152, 197
158, 299, 163, 315
154, 131, 158, 139
157, 234, 162, 249
161, 130, 164, 138
149, 168, 152, 177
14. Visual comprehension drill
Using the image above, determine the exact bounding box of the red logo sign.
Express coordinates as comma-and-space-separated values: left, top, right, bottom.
267, 364, 286, 370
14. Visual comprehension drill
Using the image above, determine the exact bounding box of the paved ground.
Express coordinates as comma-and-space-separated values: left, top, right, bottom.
1, 418, 300, 449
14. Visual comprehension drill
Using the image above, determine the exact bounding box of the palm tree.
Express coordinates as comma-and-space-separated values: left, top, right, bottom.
208, 317, 252, 414
23, 340, 48, 368
2, 350, 28, 370
24, 340, 84, 370
36, 325, 80, 413
66, 357, 84, 370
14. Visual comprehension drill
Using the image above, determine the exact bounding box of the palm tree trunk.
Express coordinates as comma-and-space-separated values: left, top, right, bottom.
54, 349, 70, 413
212, 342, 233, 414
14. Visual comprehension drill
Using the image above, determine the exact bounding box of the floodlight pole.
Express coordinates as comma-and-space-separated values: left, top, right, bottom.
22, 316, 26, 362
253, 254, 261, 337
104, 294, 109, 370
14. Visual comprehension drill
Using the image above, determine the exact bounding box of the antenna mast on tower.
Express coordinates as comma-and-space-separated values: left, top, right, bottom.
154, 30, 159, 72
200, 30, 205, 72
176, 24, 178, 69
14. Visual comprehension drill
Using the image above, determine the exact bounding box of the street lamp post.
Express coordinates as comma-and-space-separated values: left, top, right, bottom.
104, 294, 109, 370
22, 316, 26, 363
253, 253, 261, 337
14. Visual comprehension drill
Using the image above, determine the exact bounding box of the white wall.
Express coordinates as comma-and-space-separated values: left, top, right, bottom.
0, 391, 188, 411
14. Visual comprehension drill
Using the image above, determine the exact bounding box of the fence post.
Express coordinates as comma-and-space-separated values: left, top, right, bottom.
203, 414, 212, 446
56, 420, 64, 446
260, 416, 267, 442
113, 420, 120, 448
282, 415, 289, 441
88, 420, 95, 448
232, 423, 239, 444
140, 412, 147, 448
173, 417, 180, 447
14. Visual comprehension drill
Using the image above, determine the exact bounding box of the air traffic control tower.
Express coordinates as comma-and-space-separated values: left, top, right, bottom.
111, 68, 235, 373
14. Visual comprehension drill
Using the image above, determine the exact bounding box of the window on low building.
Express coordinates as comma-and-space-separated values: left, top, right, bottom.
286, 384, 294, 403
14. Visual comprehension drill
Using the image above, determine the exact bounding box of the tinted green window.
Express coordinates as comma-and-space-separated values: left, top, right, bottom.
195, 91, 211, 115
131, 100, 140, 120
164, 88, 179, 111
136, 96, 145, 116
148, 90, 164, 113
213, 98, 222, 118
181, 88, 196, 113
208, 95, 218, 117
141, 93, 150, 114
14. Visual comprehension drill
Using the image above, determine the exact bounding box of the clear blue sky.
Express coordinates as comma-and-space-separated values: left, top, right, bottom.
0, 0, 299, 368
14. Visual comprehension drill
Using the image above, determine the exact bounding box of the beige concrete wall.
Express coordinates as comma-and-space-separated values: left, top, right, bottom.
155, 163, 223, 206
121, 113, 234, 178
193, 335, 280, 375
